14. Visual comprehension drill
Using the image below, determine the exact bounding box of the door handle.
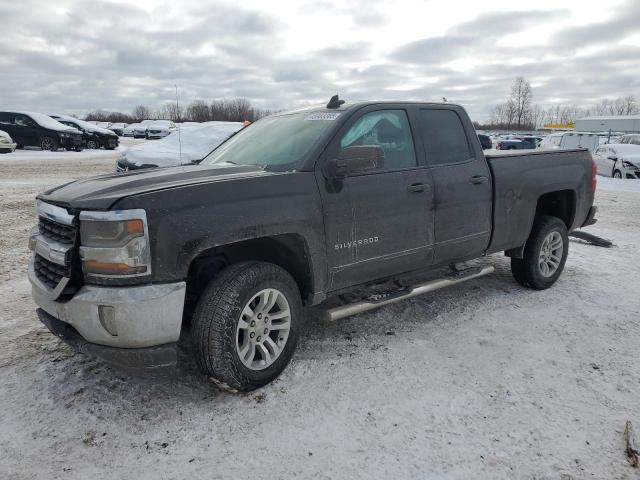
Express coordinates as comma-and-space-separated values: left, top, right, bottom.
407, 183, 429, 193
469, 175, 488, 185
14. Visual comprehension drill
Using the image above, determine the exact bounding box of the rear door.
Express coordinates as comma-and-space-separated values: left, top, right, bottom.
416, 107, 492, 264
316, 106, 435, 291
13, 114, 39, 146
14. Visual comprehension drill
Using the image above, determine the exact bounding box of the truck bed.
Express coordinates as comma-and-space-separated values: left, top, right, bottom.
485, 148, 595, 255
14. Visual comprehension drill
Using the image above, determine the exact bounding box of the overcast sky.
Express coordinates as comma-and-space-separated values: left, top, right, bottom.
1, 0, 639, 120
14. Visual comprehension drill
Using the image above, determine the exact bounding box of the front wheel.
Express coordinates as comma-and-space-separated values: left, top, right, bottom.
613, 170, 622, 179
191, 262, 302, 391
40, 136, 57, 151
511, 215, 569, 290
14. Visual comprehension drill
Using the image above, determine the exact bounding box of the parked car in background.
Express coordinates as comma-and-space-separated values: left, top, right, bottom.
132, 124, 149, 138
146, 120, 177, 139
51, 115, 119, 150
0, 111, 83, 151
108, 123, 128, 136
122, 123, 141, 137
130, 120, 156, 139
477, 134, 492, 150
117, 121, 243, 170
95, 122, 112, 129
619, 134, 640, 146
538, 131, 599, 152
496, 136, 540, 150
593, 143, 640, 179
0, 129, 17, 153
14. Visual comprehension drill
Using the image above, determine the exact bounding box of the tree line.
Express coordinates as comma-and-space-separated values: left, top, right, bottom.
476, 77, 639, 130
85, 98, 271, 124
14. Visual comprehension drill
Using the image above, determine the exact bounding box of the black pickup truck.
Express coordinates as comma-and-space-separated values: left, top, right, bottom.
29, 98, 597, 391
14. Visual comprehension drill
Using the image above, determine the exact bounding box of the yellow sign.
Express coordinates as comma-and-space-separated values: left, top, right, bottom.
544, 123, 575, 129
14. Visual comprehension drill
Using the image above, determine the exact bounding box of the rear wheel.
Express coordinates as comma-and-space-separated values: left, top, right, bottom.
191, 261, 302, 391
40, 136, 57, 151
613, 170, 622, 179
511, 215, 568, 290
86, 139, 99, 149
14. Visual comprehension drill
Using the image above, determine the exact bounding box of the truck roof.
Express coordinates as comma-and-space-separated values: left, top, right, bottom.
274, 100, 456, 117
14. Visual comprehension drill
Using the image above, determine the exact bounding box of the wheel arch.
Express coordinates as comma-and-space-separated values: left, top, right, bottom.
506, 189, 575, 259
185, 234, 315, 306
534, 189, 576, 228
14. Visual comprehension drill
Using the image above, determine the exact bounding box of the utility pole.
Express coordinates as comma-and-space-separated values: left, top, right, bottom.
174, 84, 180, 123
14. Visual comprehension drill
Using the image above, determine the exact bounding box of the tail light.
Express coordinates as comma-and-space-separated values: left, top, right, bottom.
592, 163, 597, 192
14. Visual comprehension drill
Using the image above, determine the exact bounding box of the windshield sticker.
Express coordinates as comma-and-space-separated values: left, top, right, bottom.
305, 112, 341, 121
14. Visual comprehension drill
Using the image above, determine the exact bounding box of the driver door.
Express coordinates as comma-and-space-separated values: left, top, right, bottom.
315, 106, 435, 292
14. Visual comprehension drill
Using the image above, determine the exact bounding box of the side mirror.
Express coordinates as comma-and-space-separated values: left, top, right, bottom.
607, 155, 618, 161
325, 145, 384, 178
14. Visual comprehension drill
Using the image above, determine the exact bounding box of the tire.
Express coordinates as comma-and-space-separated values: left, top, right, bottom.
40, 136, 57, 151
74, 146, 83, 152
613, 170, 622, 179
191, 261, 302, 391
86, 139, 99, 149
511, 215, 569, 290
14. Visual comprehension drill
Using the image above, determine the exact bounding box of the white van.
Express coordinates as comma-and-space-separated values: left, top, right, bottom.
538, 131, 599, 152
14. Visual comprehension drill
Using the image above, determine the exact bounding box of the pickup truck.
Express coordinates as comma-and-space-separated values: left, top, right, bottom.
28, 98, 598, 391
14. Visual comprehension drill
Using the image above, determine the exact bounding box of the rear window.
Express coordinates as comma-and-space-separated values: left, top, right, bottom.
419, 109, 472, 165
0, 112, 14, 125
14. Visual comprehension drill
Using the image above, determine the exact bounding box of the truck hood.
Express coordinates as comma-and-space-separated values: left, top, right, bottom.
38, 164, 267, 210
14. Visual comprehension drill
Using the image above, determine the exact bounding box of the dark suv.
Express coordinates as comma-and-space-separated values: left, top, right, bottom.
51, 115, 119, 150
0, 111, 83, 151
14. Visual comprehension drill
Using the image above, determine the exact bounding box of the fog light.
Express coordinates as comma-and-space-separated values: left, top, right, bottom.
98, 305, 118, 336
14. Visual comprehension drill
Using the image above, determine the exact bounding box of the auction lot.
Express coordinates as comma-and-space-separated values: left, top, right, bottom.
1, 150, 639, 479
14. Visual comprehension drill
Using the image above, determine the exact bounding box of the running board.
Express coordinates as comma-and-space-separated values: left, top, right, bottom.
322, 265, 495, 322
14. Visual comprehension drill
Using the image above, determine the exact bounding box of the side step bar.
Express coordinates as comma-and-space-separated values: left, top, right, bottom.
322, 265, 494, 322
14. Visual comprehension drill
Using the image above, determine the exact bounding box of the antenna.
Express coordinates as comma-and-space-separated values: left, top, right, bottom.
175, 84, 183, 165
326, 94, 345, 109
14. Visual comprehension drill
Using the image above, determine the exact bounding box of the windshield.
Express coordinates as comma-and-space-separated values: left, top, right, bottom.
201, 112, 339, 171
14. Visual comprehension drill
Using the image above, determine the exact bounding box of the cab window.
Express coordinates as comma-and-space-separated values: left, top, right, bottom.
340, 110, 416, 170
418, 109, 473, 165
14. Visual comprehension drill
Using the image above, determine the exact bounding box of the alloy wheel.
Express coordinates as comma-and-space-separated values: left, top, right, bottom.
235, 288, 291, 370
41, 137, 54, 151
538, 231, 563, 277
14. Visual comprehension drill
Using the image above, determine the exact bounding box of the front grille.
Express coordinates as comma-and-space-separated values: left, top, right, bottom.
34, 254, 70, 289
149, 130, 161, 134
35, 212, 81, 295
39, 216, 76, 244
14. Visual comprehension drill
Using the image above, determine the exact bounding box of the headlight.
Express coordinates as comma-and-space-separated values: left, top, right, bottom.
0, 137, 9, 144
59, 132, 69, 138
79, 209, 151, 281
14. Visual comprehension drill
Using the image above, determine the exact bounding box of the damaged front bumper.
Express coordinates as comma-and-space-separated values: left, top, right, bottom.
29, 261, 186, 371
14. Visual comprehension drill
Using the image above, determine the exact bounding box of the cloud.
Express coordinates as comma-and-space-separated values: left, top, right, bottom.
0, 0, 638, 121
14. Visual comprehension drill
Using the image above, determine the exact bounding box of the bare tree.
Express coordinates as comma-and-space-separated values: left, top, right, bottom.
509, 77, 533, 130
622, 95, 638, 115
186, 100, 211, 122
132, 105, 152, 121
157, 102, 183, 122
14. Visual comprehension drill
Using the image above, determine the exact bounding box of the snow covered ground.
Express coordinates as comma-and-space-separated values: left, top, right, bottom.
0, 152, 639, 479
